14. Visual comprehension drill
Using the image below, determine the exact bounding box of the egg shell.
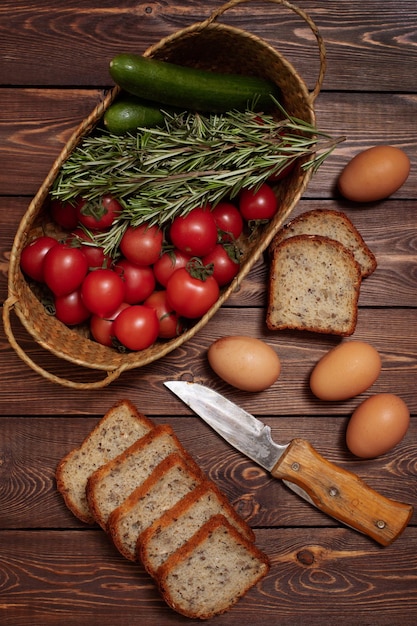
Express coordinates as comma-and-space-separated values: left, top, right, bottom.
346, 393, 410, 459
337, 145, 410, 202
208, 335, 281, 392
310, 340, 381, 401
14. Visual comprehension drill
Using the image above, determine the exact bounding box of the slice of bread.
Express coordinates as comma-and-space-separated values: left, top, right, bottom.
157, 514, 270, 620
86, 424, 185, 529
139, 480, 256, 577
56, 399, 154, 524
271, 209, 377, 277
266, 234, 362, 336
108, 452, 204, 561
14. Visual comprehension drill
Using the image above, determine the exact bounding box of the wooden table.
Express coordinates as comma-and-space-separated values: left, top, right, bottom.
1, 1, 416, 624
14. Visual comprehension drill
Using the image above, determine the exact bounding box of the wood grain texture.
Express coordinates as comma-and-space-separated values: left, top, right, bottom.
0, 0, 416, 623
1, 528, 416, 626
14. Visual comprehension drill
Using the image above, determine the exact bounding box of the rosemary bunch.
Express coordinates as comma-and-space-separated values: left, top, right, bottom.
52, 103, 344, 255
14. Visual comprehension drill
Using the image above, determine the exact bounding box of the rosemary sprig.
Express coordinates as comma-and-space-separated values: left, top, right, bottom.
52, 103, 344, 256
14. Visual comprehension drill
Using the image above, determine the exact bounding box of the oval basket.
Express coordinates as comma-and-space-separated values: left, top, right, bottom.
3, 0, 326, 389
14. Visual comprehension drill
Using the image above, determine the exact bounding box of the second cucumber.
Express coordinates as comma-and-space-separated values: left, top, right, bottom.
109, 54, 281, 114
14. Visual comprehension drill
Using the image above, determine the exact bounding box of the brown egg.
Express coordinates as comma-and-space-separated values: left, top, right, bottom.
338, 145, 410, 202
208, 335, 281, 392
310, 341, 381, 401
346, 393, 410, 458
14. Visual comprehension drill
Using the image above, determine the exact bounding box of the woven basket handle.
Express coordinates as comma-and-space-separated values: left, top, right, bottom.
2, 297, 123, 390
205, 0, 326, 103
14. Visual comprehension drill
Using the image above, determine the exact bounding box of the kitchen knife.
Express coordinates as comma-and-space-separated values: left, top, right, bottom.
164, 380, 413, 546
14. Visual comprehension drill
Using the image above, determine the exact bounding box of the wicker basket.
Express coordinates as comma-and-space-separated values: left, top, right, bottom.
3, 0, 326, 389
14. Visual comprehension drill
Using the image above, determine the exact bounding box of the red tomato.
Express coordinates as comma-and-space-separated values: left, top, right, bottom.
77, 194, 122, 231
90, 302, 129, 347
81, 269, 125, 317
212, 202, 243, 242
50, 199, 79, 230
239, 183, 278, 220
43, 243, 88, 296
153, 248, 192, 287
144, 290, 183, 339
120, 224, 163, 266
166, 267, 219, 318
114, 258, 155, 304
54, 289, 91, 326
20, 236, 59, 282
203, 244, 240, 287
67, 228, 112, 270
169, 207, 217, 256
113, 305, 159, 351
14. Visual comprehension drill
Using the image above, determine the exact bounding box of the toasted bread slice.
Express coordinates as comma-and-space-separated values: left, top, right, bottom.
157, 514, 270, 620
271, 208, 376, 277
266, 234, 362, 336
56, 400, 154, 524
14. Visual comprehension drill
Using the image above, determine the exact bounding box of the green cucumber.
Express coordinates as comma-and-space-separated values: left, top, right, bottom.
103, 95, 166, 134
109, 53, 281, 113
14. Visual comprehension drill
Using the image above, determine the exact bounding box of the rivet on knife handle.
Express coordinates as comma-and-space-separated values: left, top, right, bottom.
272, 438, 413, 546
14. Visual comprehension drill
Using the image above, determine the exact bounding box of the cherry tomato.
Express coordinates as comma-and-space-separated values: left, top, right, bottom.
166, 267, 220, 318
90, 302, 129, 347
144, 290, 183, 339
66, 228, 112, 270
153, 248, 192, 287
120, 224, 163, 266
77, 194, 122, 231
212, 202, 243, 242
43, 243, 88, 296
81, 269, 125, 317
54, 289, 91, 326
114, 258, 155, 304
239, 183, 278, 220
50, 199, 79, 230
268, 159, 296, 182
203, 244, 240, 287
20, 236, 59, 282
169, 207, 217, 256
113, 305, 159, 351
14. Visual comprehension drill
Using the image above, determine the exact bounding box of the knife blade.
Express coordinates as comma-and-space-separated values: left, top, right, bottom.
164, 380, 413, 546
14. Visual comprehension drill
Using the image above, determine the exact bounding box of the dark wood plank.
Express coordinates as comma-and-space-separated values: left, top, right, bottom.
1, 527, 416, 626
1, 416, 415, 530
0, 306, 416, 415
2, 197, 417, 307
1, 89, 416, 197
2, 1, 417, 93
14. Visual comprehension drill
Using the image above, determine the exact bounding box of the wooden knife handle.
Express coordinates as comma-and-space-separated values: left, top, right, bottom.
271, 438, 413, 545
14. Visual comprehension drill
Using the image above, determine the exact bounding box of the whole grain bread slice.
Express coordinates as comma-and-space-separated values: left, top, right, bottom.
266, 234, 362, 336
157, 513, 270, 620
138, 480, 255, 577
271, 208, 377, 277
56, 399, 154, 524
86, 424, 186, 529
108, 452, 204, 561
